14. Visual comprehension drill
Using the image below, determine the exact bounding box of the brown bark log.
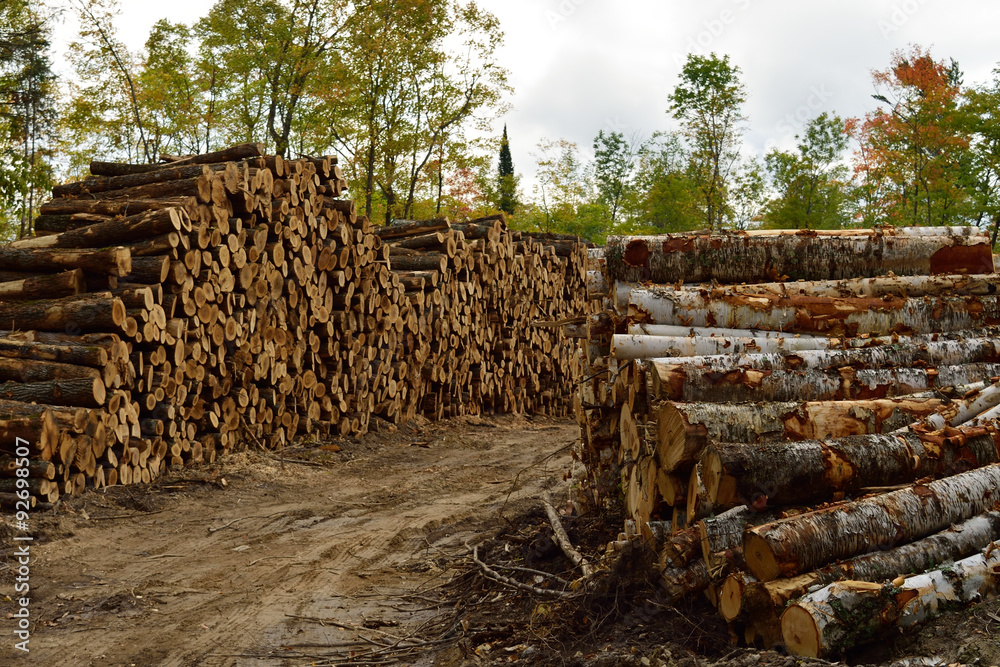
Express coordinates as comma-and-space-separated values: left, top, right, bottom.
39, 196, 197, 217
0, 337, 110, 367
11, 207, 189, 249
0, 270, 86, 301
0, 377, 106, 407
743, 463, 1000, 581
0, 293, 126, 333
88, 142, 264, 176
376, 218, 450, 240
0, 246, 132, 276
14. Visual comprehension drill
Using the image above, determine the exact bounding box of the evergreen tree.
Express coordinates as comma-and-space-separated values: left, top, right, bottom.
498, 123, 516, 214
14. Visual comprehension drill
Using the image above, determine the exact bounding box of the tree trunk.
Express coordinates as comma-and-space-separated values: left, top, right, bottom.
782, 547, 1000, 658
0, 270, 86, 301
0, 356, 102, 384
0, 337, 110, 368
88, 142, 264, 176
376, 218, 450, 240
38, 196, 198, 218
0, 293, 127, 333
737, 510, 1000, 642
0, 377, 106, 408
605, 228, 992, 284
10, 207, 189, 250
743, 464, 1000, 581
681, 272, 1000, 300
655, 397, 947, 472
628, 287, 1000, 337
649, 360, 1000, 403
0, 247, 132, 276
628, 338, 1000, 373
701, 428, 999, 508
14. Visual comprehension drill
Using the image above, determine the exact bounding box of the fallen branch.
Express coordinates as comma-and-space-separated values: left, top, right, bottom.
542, 496, 594, 578
471, 546, 571, 598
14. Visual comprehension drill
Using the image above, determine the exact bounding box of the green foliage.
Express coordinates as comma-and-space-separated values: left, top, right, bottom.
497, 123, 516, 214
592, 129, 640, 226
0, 0, 55, 240
761, 113, 855, 229
668, 52, 748, 230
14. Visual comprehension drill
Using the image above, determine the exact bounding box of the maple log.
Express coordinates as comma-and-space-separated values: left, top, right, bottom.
10, 207, 189, 249
0, 270, 86, 301
605, 228, 992, 284
0, 377, 106, 408
628, 287, 1000, 337
0, 293, 126, 333
734, 510, 1000, 635
0, 356, 102, 384
701, 428, 1000, 508
659, 558, 711, 604
375, 218, 450, 240
782, 546, 1000, 658
649, 360, 1000, 403
743, 464, 1000, 581
0, 246, 132, 276
655, 397, 945, 472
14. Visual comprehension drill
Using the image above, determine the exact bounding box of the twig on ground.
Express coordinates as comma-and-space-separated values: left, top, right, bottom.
542, 495, 593, 578
471, 546, 571, 598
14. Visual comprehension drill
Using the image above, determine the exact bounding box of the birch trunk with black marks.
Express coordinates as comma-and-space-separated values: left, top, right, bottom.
628, 287, 1000, 337
743, 464, 1000, 581
655, 397, 947, 472
700, 428, 1000, 508
605, 228, 992, 285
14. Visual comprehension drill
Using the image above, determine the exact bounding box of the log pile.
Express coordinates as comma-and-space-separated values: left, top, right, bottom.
0, 143, 588, 507
578, 226, 1000, 657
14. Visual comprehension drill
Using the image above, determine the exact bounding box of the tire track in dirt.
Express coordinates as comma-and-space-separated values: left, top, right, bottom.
2, 417, 577, 666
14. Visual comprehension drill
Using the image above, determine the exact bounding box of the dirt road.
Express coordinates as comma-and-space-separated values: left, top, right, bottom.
0, 415, 578, 667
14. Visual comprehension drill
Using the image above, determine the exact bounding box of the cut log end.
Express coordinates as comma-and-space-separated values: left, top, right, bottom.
719, 573, 746, 621
744, 531, 782, 582
781, 604, 822, 659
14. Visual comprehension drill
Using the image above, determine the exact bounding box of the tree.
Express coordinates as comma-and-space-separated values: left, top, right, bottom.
963, 69, 1000, 244
592, 129, 640, 227
0, 0, 56, 240
196, 0, 348, 157
629, 131, 701, 233
668, 53, 748, 230
497, 123, 516, 214
848, 45, 971, 226
762, 113, 854, 229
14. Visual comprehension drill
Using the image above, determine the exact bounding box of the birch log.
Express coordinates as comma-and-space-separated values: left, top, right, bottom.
606, 228, 992, 285
700, 428, 1000, 508
781, 546, 1000, 658
735, 510, 1000, 637
743, 464, 1000, 581
628, 287, 1000, 337
649, 361, 1000, 403
656, 397, 946, 472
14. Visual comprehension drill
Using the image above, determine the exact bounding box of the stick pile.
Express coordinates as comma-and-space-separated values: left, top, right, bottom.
0, 143, 588, 508
578, 226, 1000, 657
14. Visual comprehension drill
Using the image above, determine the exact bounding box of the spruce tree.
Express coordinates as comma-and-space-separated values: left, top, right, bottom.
498, 124, 516, 215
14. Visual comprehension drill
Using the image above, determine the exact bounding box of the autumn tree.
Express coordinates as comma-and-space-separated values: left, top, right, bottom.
762, 113, 854, 229
668, 53, 748, 230
848, 45, 971, 226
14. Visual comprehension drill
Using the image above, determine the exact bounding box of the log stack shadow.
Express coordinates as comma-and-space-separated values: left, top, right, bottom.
0, 143, 589, 508
579, 226, 1000, 658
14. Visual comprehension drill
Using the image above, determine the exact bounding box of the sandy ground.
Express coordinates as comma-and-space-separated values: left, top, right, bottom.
0, 414, 577, 667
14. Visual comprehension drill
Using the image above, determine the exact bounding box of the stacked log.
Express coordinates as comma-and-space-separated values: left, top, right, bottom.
0, 143, 587, 507
578, 226, 1000, 656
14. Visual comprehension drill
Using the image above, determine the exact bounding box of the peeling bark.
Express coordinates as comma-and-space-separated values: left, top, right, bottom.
743, 464, 1000, 581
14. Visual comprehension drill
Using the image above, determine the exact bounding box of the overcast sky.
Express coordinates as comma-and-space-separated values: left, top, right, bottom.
51, 0, 1000, 184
